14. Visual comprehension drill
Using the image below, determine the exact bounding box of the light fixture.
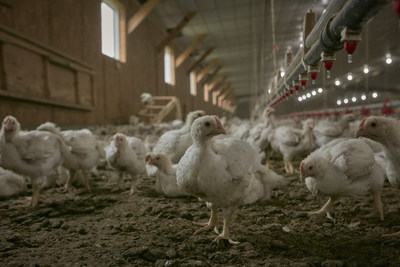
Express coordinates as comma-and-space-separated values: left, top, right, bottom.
306, 93, 311, 98
268, 89, 271, 94
347, 73, 353, 81
302, 95, 306, 100
363, 65, 369, 74
311, 90, 316, 96
352, 97, 357, 102
280, 71, 285, 77
298, 97, 302, 102
335, 79, 341, 86
318, 88, 323, 93
337, 100, 342, 105
372, 92, 378, 98
361, 94, 366, 100
386, 53, 392, 64
344, 98, 349, 104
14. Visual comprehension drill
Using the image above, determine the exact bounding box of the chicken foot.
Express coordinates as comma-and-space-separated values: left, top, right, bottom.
308, 197, 335, 221
193, 207, 219, 235
362, 190, 384, 221
212, 208, 239, 244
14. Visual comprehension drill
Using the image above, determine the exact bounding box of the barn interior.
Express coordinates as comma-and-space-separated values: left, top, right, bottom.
0, 0, 400, 266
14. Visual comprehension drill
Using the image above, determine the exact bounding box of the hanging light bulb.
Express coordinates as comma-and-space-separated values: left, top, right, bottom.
298, 97, 302, 102
363, 65, 369, 74
352, 97, 357, 102
335, 79, 341, 86
361, 94, 366, 100
372, 92, 378, 98
318, 88, 323, 93
386, 53, 392, 64
337, 100, 342, 105
343, 98, 349, 104
311, 90, 316, 96
347, 73, 353, 81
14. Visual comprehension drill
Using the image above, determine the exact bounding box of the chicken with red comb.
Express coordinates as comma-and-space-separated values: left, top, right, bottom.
300, 138, 386, 221
177, 115, 283, 244
356, 116, 400, 237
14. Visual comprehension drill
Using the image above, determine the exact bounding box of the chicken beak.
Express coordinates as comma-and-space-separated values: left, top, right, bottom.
148, 155, 154, 165
299, 162, 306, 182
214, 116, 226, 135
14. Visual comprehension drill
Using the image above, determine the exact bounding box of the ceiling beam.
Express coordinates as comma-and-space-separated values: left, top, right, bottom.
127, 0, 162, 34
218, 87, 231, 107
208, 74, 224, 91
196, 59, 218, 83
156, 11, 197, 52
175, 33, 207, 67
187, 47, 214, 73
212, 82, 229, 105
204, 66, 222, 84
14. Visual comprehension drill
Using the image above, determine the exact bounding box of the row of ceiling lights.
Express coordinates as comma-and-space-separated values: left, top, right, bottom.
336, 92, 378, 106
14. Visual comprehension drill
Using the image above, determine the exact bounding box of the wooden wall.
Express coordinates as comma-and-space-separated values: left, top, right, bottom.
0, 0, 227, 128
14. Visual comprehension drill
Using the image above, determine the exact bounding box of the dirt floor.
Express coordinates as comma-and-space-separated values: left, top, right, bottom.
1, 156, 400, 266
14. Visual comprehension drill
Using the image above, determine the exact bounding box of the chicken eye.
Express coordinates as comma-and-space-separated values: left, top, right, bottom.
205, 122, 211, 127
156, 156, 160, 160
308, 166, 313, 170
371, 122, 376, 127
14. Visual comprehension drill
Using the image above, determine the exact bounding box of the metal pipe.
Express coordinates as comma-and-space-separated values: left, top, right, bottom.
269, 0, 390, 106
305, 0, 348, 48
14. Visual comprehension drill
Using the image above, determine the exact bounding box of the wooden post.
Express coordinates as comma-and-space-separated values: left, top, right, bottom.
187, 47, 214, 73
175, 34, 207, 67
127, 0, 162, 34
196, 59, 218, 83
156, 12, 197, 52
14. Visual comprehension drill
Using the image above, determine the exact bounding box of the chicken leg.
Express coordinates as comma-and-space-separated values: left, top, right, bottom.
213, 207, 239, 244
382, 231, 400, 237
308, 197, 335, 221
193, 206, 219, 235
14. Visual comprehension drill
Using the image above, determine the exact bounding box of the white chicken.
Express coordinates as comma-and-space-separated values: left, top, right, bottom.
313, 114, 356, 147
140, 92, 154, 105
106, 133, 146, 194
147, 153, 188, 197
0, 167, 27, 197
37, 122, 103, 193
0, 116, 65, 206
152, 110, 206, 163
300, 138, 386, 221
176, 115, 283, 244
356, 116, 400, 237
271, 118, 315, 174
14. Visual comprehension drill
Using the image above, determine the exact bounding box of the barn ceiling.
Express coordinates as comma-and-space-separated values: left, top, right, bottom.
148, 0, 399, 117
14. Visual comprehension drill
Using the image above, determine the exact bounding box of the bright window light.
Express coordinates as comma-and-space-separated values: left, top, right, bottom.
335, 79, 341, 86
298, 97, 302, 102
352, 97, 357, 102
347, 73, 353, 81
318, 88, 323, 93
101, 1, 125, 62
363, 65, 369, 74
372, 92, 378, 98
190, 72, 197, 96
361, 94, 366, 100
306, 93, 311, 98
203, 84, 210, 102
343, 98, 349, 104
164, 47, 175, 85
311, 90, 316, 96
302, 95, 306, 100
337, 100, 342, 105
101, 3, 118, 59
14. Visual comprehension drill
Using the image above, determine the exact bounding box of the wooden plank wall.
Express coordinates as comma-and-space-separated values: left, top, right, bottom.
0, 0, 227, 128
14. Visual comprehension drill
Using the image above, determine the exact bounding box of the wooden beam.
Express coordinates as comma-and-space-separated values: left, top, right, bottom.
175, 33, 207, 67
208, 74, 224, 91
196, 59, 218, 82
187, 47, 214, 73
205, 66, 222, 83
127, 0, 162, 34
156, 12, 197, 52
212, 83, 228, 105
218, 89, 231, 107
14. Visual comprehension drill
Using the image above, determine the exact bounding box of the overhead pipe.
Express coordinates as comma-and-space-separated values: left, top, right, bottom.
276, 100, 400, 119
268, 0, 390, 106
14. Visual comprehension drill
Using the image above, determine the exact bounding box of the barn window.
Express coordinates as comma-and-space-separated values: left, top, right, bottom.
203, 83, 210, 102
101, 0, 126, 62
190, 71, 197, 96
164, 46, 175, 85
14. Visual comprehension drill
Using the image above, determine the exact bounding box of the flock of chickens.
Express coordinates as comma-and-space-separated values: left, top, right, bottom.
0, 106, 399, 243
